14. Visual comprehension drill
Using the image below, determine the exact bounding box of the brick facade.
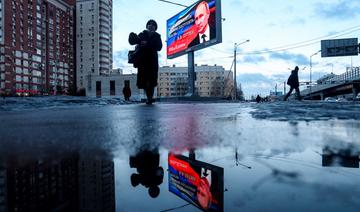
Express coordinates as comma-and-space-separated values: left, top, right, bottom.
0, 0, 75, 96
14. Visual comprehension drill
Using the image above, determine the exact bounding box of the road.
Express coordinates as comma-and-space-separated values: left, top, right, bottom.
1, 100, 360, 211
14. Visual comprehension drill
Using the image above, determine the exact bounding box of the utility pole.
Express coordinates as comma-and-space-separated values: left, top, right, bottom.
234, 45, 237, 100
233, 40, 250, 100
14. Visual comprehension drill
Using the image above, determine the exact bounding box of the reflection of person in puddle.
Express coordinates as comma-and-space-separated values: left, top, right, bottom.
129, 149, 164, 198
197, 168, 212, 209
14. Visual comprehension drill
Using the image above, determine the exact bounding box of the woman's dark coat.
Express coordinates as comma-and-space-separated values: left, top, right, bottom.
287, 70, 299, 88
129, 30, 162, 89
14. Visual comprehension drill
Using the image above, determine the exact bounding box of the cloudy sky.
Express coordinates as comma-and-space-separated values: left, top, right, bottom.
112, 0, 360, 97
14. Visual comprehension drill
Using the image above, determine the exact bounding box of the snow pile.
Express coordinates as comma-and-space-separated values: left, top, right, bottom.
0, 96, 137, 111
250, 101, 360, 121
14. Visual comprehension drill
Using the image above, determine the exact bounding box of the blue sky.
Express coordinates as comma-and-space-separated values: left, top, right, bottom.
112, 0, 360, 97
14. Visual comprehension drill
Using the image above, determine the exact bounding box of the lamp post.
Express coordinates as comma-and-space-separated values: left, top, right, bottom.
234, 40, 250, 100
309, 50, 321, 94
283, 81, 286, 96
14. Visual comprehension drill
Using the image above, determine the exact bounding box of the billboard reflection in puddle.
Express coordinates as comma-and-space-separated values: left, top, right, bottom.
168, 153, 224, 211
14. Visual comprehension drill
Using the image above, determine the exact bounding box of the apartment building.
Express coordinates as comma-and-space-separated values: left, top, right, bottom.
76, 0, 113, 94
158, 66, 188, 97
196, 65, 226, 97
0, 0, 76, 96
0, 0, 3, 44
0, 0, 4, 93
158, 65, 233, 98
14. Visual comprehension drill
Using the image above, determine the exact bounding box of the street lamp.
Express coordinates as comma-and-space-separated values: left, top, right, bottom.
309, 50, 321, 94
234, 40, 250, 100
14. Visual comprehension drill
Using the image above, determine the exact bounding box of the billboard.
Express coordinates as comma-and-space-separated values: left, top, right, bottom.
321, 38, 359, 57
166, 0, 222, 59
168, 154, 224, 211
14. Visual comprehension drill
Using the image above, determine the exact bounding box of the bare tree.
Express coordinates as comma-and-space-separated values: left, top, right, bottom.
236, 84, 245, 101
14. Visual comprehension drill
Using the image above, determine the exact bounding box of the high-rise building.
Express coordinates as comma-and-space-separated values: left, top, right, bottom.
0, 0, 76, 96
76, 0, 113, 94
0, 0, 4, 93
0, 0, 4, 44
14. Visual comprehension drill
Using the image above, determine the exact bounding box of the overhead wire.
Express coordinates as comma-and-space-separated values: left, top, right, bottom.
237, 26, 360, 55
249, 25, 360, 52
206, 24, 360, 57
130, 23, 360, 69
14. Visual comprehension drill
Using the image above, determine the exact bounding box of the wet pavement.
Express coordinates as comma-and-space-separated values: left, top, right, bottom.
0, 101, 360, 212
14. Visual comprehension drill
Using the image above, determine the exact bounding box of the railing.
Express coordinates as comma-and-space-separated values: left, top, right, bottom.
326, 67, 360, 82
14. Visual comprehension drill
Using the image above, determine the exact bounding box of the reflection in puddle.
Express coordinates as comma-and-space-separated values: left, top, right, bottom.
322, 147, 360, 168
251, 159, 301, 191
1, 103, 360, 211
0, 150, 115, 212
129, 149, 164, 198
168, 152, 224, 212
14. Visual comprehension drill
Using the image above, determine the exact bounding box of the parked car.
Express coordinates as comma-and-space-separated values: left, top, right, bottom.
336, 97, 348, 102
355, 93, 360, 101
324, 97, 337, 102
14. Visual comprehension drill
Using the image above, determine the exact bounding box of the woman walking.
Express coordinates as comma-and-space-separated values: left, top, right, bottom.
129, 20, 162, 105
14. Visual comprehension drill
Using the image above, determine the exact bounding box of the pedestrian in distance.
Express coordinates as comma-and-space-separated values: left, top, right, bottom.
256, 95, 262, 103
123, 83, 131, 101
128, 19, 162, 105
284, 66, 301, 101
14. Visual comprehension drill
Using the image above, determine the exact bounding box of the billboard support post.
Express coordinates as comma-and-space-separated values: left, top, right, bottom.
186, 51, 196, 96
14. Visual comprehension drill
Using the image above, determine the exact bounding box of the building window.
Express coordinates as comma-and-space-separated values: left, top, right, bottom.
110, 80, 115, 96
96, 81, 101, 96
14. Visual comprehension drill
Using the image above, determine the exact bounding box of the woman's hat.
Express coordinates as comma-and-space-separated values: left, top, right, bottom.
146, 19, 158, 31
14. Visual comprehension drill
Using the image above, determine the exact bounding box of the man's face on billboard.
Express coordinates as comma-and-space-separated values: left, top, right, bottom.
194, 2, 210, 34
197, 178, 212, 209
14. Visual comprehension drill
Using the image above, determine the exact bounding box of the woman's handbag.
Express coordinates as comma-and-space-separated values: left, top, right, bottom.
128, 45, 140, 68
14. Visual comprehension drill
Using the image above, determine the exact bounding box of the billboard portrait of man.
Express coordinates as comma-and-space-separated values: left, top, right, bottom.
166, 0, 220, 59
188, 1, 216, 47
